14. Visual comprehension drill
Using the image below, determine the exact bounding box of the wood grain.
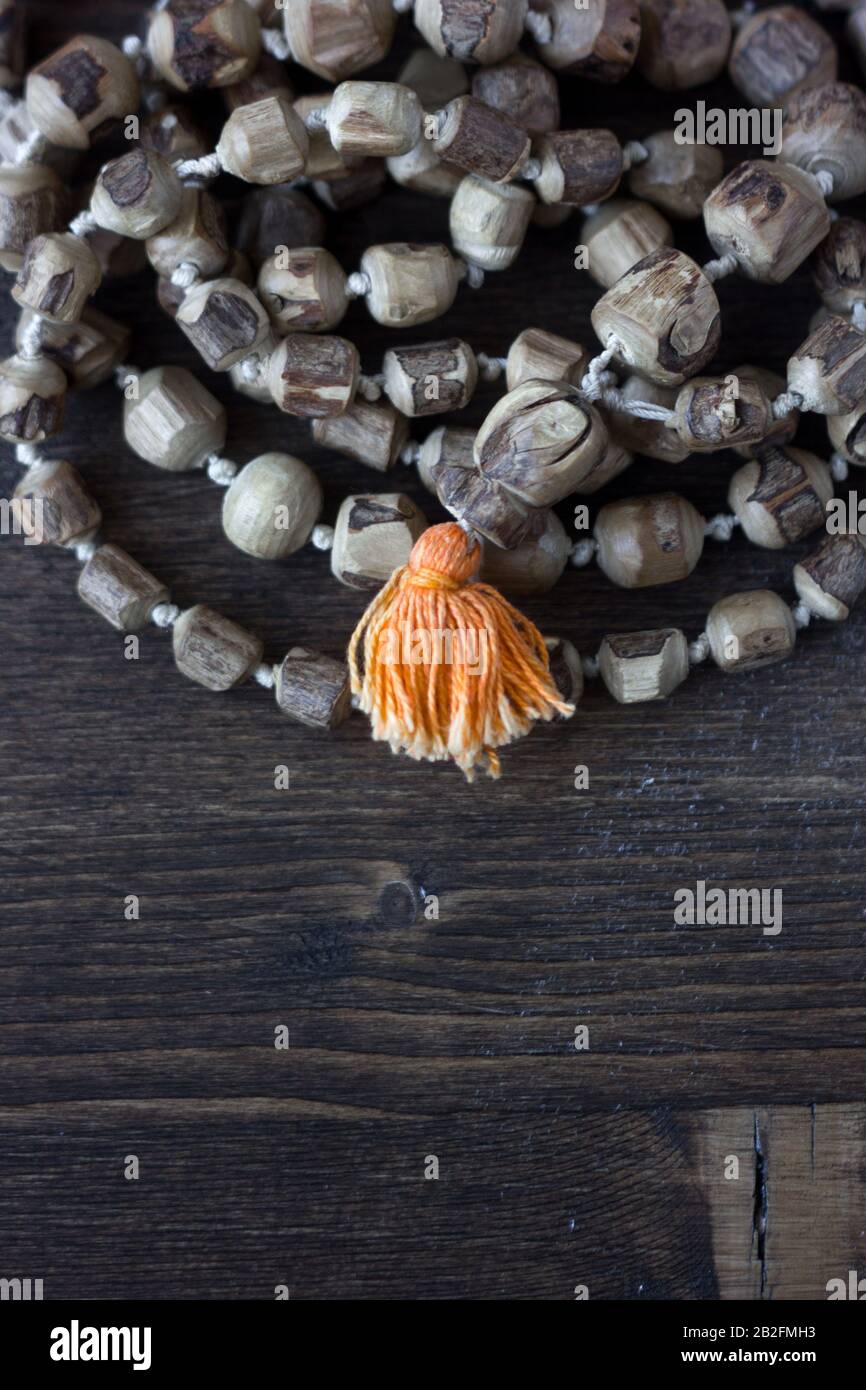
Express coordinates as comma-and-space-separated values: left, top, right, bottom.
1, 0, 865, 1300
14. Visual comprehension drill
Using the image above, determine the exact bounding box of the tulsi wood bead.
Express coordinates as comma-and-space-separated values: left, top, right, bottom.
221, 452, 322, 559
474, 380, 608, 506
387, 139, 463, 199
267, 333, 360, 418
828, 401, 866, 465
591, 248, 721, 387
12, 231, 101, 325
26, 36, 140, 149
533, 129, 623, 206
594, 492, 705, 588
414, 0, 527, 66
328, 81, 422, 158
416, 423, 476, 493
236, 186, 325, 267
90, 149, 183, 241
147, 0, 261, 92
432, 95, 530, 182
0, 98, 80, 177
704, 160, 830, 285
311, 399, 409, 472
176, 276, 271, 372
221, 52, 294, 112
172, 604, 263, 690
604, 375, 688, 462
12, 459, 101, 546
399, 48, 469, 108
449, 173, 534, 271
216, 94, 310, 184
728, 446, 832, 549
0, 0, 24, 89
313, 158, 387, 211
545, 636, 583, 709
637, 0, 731, 90
293, 94, 356, 181
706, 590, 796, 672
731, 364, 799, 456
729, 5, 837, 109
529, 0, 640, 82
0, 352, 65, 443
781, 82, 866, 202
88, 227, 148, 282
786, 316, 866, 415
812, 218, 866, 313
435, 462, 533, 548
140, 105, 211, 162
793, 532, 866, 621
331, 492, 428, 589
77, 544, 169, 632
284, 0, 396, 82
359, 242, 460, 327
145, 185, 229, 279
673, 374, 773, 452
257, 247, 348, 334
274, 647, 352, 730
479, 508, 570, 595
0, 164, 69, 273
16, 305, 130, 390
599, 627, 689, 703
505, 327, 589, 391
470, 53, 559, 134
627, 129, 723, 219
583, 198, 673, 289
382, 337, 478, 417
123, 364, 227, 472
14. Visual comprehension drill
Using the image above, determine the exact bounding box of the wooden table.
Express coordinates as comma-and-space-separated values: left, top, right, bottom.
1, 1, 864, 1300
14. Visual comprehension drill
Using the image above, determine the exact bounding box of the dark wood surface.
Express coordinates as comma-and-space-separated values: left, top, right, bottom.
1, 1, 864, 1300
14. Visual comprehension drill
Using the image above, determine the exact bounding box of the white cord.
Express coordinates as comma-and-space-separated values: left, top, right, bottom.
400, 441, 421, 466
170, 260, 201, 290
852, 301, 866, 332
261, 28, 292, 60
302, 105, 329, 132
791, 600, 812, 630
174, 151, 222, 183
570, 538, 597, 567
69, 208, 97, 238
581, 654, 600, 680
311, 523, 335, 551
520, 156, 542, 182
254, 662, 276, 688
524, 9, 553, 44
477, 353, 507, 382
621, 140, 648, 171
346, 271, 371, 299
772, 390, 803, 419
18, 314, 44, 359
580, 339, 623, 400
15, 442, 41, 467
74, 537, 99, 564
831, 451, 849, 481
358, 374, 383, 402
458, 260, 485, 290
702, 251, 738, 283
121, 34, 149, 76
14, 127, 46, 165
206, 455, 238, 485
688, 633, 711, 664
814, 168, 834, 199
704, 513, 739, 542
151, 602, 181, 629
392, 0, 414, 11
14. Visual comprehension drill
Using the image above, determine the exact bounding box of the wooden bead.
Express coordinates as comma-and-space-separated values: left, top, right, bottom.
416, 423, 475, 493
12, 458, 101, 547
228, 331, 276, 402
147, 0, 261, 92
704, 160, 830, 285
730, 364, 799, 456
331, 493, 428, 589
267, 333, 360, 418
257, 247, 348, 333
728, 446, 832, 549
637, 0, 731, 90
479, 508, 570, 595
787, 316, 866, 415
583, 198, 672, 289
274, 647, 352, 729
284, 0, 396, 83
145, 186, 229, 279
471, 53, 559, 134
16, 305, 130, 391
221, 52, 294, 112
88, 225, 148, 282
828, 400, 866, 466
414, 0, 527, 65
313, 159, 387, 211
90, 149, 183, 241
311, 399, 409, 472
328, 81, 421, 157
449, 173, 534, 271
0, 352, 65, 443
812, 217, 866, 313
545, 636, 584, 709
594, 492, 705, 587
604, 377, 688, 463
236, 186, 325, 267
505, 327, 589, 391
599, 627, 689, 703
706, 590, 796, 672
435, 463, 533, 548
382, 337, 477, 416
432, 95, 530, 182
222, 452, 322, 559
627, 129, 723, 219
0, 0, 24, 89
0, 98, 80, 178
387, 139, 463, 199
533, 129, 623, 206
26, 36, 140, 149
12, 231, 101, 324
529, 0, 640, 82
793, 532, 866, 621
139, 105, 211, 162
781, 82, 866, 201
293, 94, 356, 181
674, 374, 773, 453
123, 365, 227, 472
0, 164, 68, 273
475, 380, 608, 506
399, 48, 469, 108
172, 605, 263, 690
359, 242, 460, 327
729, 5, 837, 109
573, 433, 634, 493
176, 276, 271, 372
216, 94, 309, 184
77, 544, 169, 632
591, 248, 720, 387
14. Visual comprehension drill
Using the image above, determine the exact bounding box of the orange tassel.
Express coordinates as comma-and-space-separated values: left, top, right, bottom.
347, 522, 574, 780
